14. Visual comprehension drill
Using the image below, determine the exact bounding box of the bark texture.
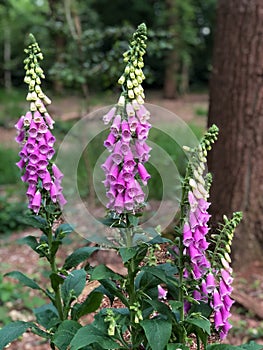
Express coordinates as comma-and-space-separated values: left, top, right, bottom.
208, 0, 263, 267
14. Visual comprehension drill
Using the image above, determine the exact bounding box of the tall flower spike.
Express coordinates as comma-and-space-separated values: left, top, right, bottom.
182, 125, 219, 281
15, 34, 66, 215
208, 212, 242, 339
102, 24, 152, 215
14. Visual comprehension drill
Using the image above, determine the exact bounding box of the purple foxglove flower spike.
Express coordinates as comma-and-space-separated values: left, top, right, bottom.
102, 24, 151, 215
15, 35, 66, 214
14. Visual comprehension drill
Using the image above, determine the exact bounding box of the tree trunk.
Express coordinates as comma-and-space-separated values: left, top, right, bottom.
208, 0, 263, 268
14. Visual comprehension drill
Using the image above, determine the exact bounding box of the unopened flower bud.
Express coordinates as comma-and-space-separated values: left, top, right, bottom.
127, 80, 133, 89
118, 95, 125, 106
118, 75, 125, 85
30, 102, 37, 111
128, 90, 135, 99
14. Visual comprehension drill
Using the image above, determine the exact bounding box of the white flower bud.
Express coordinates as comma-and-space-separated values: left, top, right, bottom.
128, 90, 135, 99
30, 102, 37, 111
118, 95, 125, 106
127, 80, 133, 89
189, 178, 197, 189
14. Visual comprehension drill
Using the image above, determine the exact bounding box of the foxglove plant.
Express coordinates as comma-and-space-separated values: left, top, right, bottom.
1, 26, 253, 350
175, 126, 243, 345
0, 35, 103, 350
15, 34, 66, 216
102, 23, 151, 221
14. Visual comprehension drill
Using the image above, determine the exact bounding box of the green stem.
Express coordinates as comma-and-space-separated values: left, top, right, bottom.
196, 334, 201, 350
47, 226, 64, 321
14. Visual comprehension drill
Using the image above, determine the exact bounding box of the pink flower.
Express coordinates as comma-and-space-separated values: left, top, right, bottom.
158, 285, 167, 300
31, 190, 41, 213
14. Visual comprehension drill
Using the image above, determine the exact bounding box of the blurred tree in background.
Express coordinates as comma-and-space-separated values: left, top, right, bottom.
0, 0, 217, 98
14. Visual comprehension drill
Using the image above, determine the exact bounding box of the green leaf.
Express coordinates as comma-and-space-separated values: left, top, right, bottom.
98, 279, 128, 307
71, 291, 103, 320
207, 345, 244, 350
31, 324, 51, 339
141, 318, 172, 350
167, 344, 190, 350
18, 215, 48, 230
55, 223, 74, 238
5, 271, 42, 291
189, 301, 213, 319
50, 273, 65, 291
118, 247, 138, 263
61, 269, 86, 302
0, 321, 32, 349
99, 217, 126, 228
63, 246, 99, 270
50, 240, 61, 257
33, 304, 60, 329
18, 235, 38, 252
206, 344, 263, 350
91, 264, 122, 281
53, 320, 81, 350
141, 266, 168, 283
240, 342, 263, 350
169, 300, 183, 312
185, 314, 210, 335
145, 299, 174, 321
70, 324, 120, 349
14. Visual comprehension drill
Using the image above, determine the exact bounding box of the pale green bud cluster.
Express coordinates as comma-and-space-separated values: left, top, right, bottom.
183, 124, 219, 200
117, 23, 147, 104
130, 302, 143, 323
210, 211, 243, 267
23, 34, 51, 113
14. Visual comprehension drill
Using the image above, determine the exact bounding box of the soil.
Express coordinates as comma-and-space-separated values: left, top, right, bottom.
1, 92, 263, 349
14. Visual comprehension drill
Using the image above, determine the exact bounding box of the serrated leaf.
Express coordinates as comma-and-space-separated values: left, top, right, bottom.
185, 315, 210, 335
18, 235, 38, 252
0, 321, 32, 349
91, 264, 122, 281
53, 320, 81, 350
70, 324, 120, 349
240, 341, 263, 350
31, 324, 51, 339
145, 299, 173, 320
63, 246, 99, 270
141, 266, 168, 283
50, 273, 65, 291
5, 271, 42, 291
71, 291, 103, 320
98, 279, 128, 307
55, 223, 74, 238
141, 318, 172, 350
33, 304, 59, 329
240, 342, 263, 350
61, 269, 86, 302
118, 247, 138, 263
18, 215, 48, 230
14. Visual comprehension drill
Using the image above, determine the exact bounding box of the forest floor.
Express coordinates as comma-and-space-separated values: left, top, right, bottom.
1, 92, 263, 349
